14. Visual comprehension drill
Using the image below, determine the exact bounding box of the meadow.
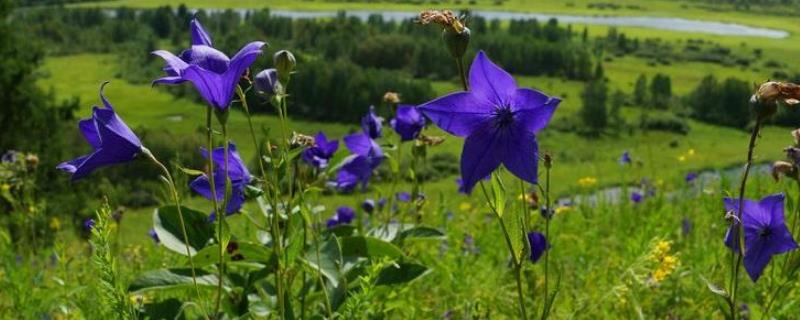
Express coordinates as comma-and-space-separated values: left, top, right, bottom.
4, 0, 800, 319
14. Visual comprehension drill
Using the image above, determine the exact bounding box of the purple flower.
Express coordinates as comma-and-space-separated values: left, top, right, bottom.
527, 231, 549, 263
723, 194, 799, 282
461, 234, 477, 255
152, 18, 266, 110
419, 51, 560, 194
377, 197, 388, 210
361, 106, 383, 139
336, 133, 384, 192
362, 199, 375, 214
682, 217, 693, 236
390, 105, 425, 141
57, 83, 143, 181
190, 143, 251, 215
630, 191, 643, 203
619, 151, 631, 165
1, 151, 18, 163
148, 228, 160, 243
327, 206, 356, 228
396, 192, 411, 202
685, 172, 698, 184
83, 218, 95, 232
254, 68, 279, 95
302, 132, 339, 169
456, 175, 490, 194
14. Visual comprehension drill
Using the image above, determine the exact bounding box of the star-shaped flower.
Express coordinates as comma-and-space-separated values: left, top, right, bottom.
390, 105, 425, 142
419, 51, 560, 193
724, 193, 799, 282
190, 143, 251, 215
335, 132, 383, 192
301, 132, 339, 169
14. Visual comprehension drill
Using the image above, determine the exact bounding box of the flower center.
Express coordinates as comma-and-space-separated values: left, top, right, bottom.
758, 227, 772, 238
493, 106, 515, 128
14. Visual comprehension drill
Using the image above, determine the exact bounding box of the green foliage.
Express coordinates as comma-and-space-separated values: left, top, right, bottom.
686, 74, 752, 128
650, 73, 673, 109
89, 203, 136, 319
580, 79, 609, 133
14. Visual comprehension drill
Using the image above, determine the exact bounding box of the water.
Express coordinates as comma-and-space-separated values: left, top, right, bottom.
265, 9, 788, 39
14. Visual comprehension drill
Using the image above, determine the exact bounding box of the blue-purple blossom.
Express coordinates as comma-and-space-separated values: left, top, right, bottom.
326, 206, 356, 228
456, 175, 490, 194
396, 192, 411, 202
685, 172, 698, 183
1, 151, 18, 163
190, 143, 252, 215
630, 191, 643, 203
619, 151, 631, 165
390, 105, 425, 141
152, 18, 266, 110
84, 218, 95, 232
335, 133, 384, 192
682, 217, 693, 236
302, 132, 339, 169
148, 228, 160, 244
57, 83, 143, 181
419, 51, 560, 194
254, 68, 279, 95
377, 197, 388, 210
361, 106, 383, 139
723, 193, 799, 281
527, 231, 549, 263
362, 199, 375, 214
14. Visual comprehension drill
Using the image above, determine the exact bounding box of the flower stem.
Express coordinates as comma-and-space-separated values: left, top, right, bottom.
730, 118, 762, 320
456, 57, 468, 91
141, 147, 205, 317
204, 107, 224, 317
543, 160, 552, 320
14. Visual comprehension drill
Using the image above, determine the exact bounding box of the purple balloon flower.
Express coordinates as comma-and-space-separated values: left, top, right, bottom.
685, 172, 698, 184
57, 82, 143, 181
336, 133, 384, 192
327, 206, 356, 228
419, 51, 560, 194
361, 105, 383, 139
254, 68, 279, 95
630, 191, 643, 203
148, 228, 160, 244
302, 132, 339, 169
619, 151, 631, 165
190, 143, 251, 215
362, 199, 375, 214
390, 105, 425, 141
396, 192, 412, 202
527, 231, 549, 263
152, 18, 266, 110
83, 218, 96, 232
723, 193, 799, 282
456, 175, 490, 194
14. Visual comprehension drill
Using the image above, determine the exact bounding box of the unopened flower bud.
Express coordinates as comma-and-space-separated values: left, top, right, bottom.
543, 153, 552, 169
273, 50, 296, 80
443, 26, 470, 58
772, 161, 797, 181
254, 68, 280, 95
383, 91, 401, 104
750, 93, 777, 120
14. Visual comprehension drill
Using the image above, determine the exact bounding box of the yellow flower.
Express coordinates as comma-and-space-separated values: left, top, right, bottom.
458, 202, 473, 211
555, 206, 572, 215
49, 217, 61, 231
687, 149, 695, 156
678, 155, 686, 162
577, 176, 597, 187
0, 184, 9, 192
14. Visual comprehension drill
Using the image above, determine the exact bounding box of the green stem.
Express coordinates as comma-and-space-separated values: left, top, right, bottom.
205, 107, 224, 317
543, 162, 552, 320
730, 118, 762, 320
142, 148, 205, 316
456, 57, 468, 91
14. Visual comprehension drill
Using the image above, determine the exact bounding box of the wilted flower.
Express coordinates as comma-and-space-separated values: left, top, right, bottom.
254, 68, 280, 95
527, 232, 549, 263
152, 18, 266, 110
772, 161, 797, 181
418, 10, 470, 58
361, 106, 383, 139
326, 206, 356, 228
724, 193, 799, 281
383, 91, 401, 104
755, 81, 800, 107
419, 51, 559, 194
190, 143, 251, 215
58, 83, 143, 181
391, 105, 425, 142
302, 132, 339, 169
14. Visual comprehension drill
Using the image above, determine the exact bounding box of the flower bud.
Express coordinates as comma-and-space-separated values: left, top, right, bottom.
543, 153, 552, 169
383, 91, 401, 104
750, 93, 777, 120
443, 26, 470, 58
254, 68, 280, 95
791, 128, 800, 146
24, 153, 39, 169
273, 50, 296, 80
772, 161, 797, 181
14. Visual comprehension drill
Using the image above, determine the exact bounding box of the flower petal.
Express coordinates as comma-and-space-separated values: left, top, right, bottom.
181, 65, 228, 108
469, 51, 517, 106
743, 235, 772, 282
92, 107, 142, 148
152, 50, 190, 77
513, 88, 561, 134
418, 92, 493, 137
344, 133, 382, 158
181, 45, 230, 74
190, 18, 213, 46
460, 126, 503, 194
500, 125, 539, 185
78, 118, 101, 149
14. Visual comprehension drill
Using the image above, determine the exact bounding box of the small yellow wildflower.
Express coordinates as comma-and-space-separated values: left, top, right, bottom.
555, 206, 572, 215
458, 202, 473, 211
49, 217, 61, 231
678, 155, 686, 162
687, 149, 695, 156
577, 176, 597, 187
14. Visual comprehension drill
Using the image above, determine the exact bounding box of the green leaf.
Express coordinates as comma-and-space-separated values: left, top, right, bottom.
491, 173, 506, 217
701, 275, 729, 298
339, 236, 405, 260
302, 236, 343, 287
177, 166, 205, 177
153, 205, 215, 256
386, 153, 400, 175
502, 208, 525, 264
375, 262, 429, 286
398, 226, 445, 241
128, 268, 218, 293
192, 241, 274, 266
142, 298, 186, 320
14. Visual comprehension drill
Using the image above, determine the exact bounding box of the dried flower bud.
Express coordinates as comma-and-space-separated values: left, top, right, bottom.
543, 153, 553, 169
290, 132, 315, 148
418, 10, 470, 58
383, 91, 401, 104
24, 153, 39, 169
417, 134, 445, 146
772, 161, 797, 181
273, 50, 296, 80
754, 81, 800, 110
254, 68, 281, 95
791, 128, 800, 146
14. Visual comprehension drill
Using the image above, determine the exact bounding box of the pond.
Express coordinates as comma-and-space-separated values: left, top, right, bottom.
265, 9, 789, 39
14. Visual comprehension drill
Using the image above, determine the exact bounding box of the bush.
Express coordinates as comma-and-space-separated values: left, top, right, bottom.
639, 114, 690, 134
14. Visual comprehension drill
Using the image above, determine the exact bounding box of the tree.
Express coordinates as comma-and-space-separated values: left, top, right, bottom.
610, 89, 627, 128
634, 74, 648, 106
580, 79, 609, 133
650, 73, 672, 109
